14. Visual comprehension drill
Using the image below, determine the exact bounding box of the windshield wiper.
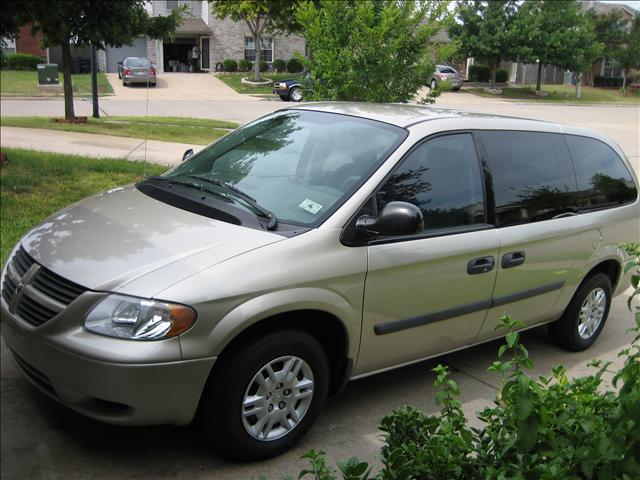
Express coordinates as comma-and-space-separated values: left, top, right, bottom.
186, 174, 278, 231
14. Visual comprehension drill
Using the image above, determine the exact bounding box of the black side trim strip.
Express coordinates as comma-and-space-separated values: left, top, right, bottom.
491, 281, 565, 308
374, 299, 492, 335
374, 281, 565, 336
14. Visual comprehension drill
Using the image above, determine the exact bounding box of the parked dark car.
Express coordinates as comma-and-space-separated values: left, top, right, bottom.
273, 78, 304, 102
429, 64, 463, 91
118, 57, 156, 87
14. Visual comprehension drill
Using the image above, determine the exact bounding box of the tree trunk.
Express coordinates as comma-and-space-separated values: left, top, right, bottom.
253, 31, 261, 81
575, 72, 582, 99
535, 62, 543, 94
490, 58, 498, 87
61, 36, 75, 120
622, 70, 627, 90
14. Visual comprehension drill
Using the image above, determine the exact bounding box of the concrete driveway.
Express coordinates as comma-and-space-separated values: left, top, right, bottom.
107, 72, 246, 101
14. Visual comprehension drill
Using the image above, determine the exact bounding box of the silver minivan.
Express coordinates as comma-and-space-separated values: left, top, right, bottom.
1, 103, 638, 460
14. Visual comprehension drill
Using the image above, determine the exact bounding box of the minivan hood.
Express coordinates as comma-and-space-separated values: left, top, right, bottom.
21, 185, 283, 293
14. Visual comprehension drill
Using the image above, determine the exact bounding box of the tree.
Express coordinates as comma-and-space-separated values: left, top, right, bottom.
210, 1, 301, 82
11, 1, 183, 120
449, 0, 520, 85
297, 0, 448, 103
615, 12, 640, 89
516, 0, 602, 96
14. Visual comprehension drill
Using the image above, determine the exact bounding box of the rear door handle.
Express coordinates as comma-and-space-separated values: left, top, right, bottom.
502, 251, 526, 269
467, 256, 495, 275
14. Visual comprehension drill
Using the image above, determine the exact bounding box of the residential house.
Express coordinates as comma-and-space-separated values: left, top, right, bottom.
97, 0, 306, 73
1, 25, 48, 60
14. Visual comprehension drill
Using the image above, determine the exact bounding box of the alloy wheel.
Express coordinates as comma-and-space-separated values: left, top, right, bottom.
577, 287, 606, 340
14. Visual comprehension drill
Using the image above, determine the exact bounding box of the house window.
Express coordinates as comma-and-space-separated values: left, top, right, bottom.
244, 36, 273, 63
166, 0, 179, 11
602, 57, 622, 78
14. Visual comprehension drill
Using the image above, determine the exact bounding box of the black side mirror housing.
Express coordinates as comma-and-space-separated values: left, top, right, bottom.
356, 201, 424, 237
182, 148, 194, 162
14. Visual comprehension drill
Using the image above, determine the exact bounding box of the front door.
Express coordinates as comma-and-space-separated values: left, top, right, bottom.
355, 132, 500, 376
200, 37, 210, 71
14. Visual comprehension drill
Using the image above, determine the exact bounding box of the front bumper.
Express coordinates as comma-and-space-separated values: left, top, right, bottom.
1, 293, 215, 426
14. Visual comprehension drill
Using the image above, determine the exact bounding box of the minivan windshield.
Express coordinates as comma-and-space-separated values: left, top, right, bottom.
160, 110, 407, 226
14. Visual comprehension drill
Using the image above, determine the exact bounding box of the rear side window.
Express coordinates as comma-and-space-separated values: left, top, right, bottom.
565, 135, 637, 210
481, 131, 577, 227
376, 133, 485, 231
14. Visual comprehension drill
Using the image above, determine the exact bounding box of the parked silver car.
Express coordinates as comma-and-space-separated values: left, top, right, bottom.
118, 57, 156, 87
430, 64, 464, 91
1, 104, 638, 460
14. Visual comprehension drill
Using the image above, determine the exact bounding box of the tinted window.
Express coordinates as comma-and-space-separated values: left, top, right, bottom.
566, 135, 637, 210
438, 66, 456, 74
481, 131, 577, 227
377, 134, 485, 231
126, 58, 151, 67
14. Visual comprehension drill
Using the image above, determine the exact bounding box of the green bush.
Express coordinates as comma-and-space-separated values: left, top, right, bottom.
468, 64, 491, 82
295, 245, 640, 479
222, 59, 237, 72
287, 58, 303, 73
238, 59, 252, 72
259, 61, 269, 72
273, 58, 286, 72
495, 67, 509, 83
594, 76, 624, 88
2, 53, 43, 71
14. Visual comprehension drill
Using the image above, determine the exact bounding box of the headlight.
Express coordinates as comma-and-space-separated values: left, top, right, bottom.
279, 83, 287, 90
84, 294, 196, 340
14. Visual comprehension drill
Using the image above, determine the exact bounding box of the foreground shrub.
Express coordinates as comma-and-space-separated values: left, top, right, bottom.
2, 53, 43, 71
468, 64, 491, 82
286, 58, 303, 73
238, 59, 252, 72
273, 58, 286, 72
222, 59, 237, 72
297, 244, 640, 479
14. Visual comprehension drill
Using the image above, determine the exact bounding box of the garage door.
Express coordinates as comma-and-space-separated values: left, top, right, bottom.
105, 37, 148, 73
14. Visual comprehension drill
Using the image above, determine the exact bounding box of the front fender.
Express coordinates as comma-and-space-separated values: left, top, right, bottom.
179, 287, 360, 361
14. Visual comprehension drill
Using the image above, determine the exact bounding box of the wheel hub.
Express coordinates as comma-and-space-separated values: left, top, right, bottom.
241, 355, 314, 441
577, 287, 606, 340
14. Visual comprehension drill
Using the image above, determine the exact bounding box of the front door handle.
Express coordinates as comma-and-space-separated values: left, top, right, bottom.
467, 256, 495, 275
502, 251, 526, 269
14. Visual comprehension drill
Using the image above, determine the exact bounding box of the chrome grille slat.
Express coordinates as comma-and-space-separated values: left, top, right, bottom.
2, 246, 88, 327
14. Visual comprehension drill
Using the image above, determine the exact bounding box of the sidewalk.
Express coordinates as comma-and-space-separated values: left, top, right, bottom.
0, 126, 201, 166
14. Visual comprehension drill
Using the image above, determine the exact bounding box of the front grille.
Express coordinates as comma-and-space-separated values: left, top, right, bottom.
2, 246, 88, 327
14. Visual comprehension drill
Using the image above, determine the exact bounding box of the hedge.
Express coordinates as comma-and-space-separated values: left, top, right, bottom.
2, 53, 44, 71
222, 59, 237, 72
495, 68, 508, 83
468, 64, 491, 82
287, 58, 303, 73
238, 59, 252, 72
594, 76, 624, 88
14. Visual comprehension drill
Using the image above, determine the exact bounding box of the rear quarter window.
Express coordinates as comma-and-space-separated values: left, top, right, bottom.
565, 135, 638, 210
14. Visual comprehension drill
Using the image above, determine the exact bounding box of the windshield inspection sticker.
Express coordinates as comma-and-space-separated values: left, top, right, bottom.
299, 199, 323, 215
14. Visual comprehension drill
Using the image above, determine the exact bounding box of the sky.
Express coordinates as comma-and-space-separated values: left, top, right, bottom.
612, 0, 639, 10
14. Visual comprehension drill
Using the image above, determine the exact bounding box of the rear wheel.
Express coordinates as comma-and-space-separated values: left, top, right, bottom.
199, 330, 329, 460
430, 78, 438, 90
122, 79, 128, 87
290, 87, 303, 102
279, 95, 290, 102
548, 273, 612, 351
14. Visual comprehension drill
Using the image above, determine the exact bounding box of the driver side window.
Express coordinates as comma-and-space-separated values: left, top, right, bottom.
376, 133, 485, 231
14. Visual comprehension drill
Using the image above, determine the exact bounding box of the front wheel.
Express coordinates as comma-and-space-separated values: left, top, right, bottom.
290, 87, 303, 102
198, 330, 329, 460
279, 94, 291, 102
548, 273, 612, 351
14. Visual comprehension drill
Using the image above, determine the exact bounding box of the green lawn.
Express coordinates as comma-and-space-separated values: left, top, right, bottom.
466, 84, 640, 104
0, 70, 114, 97
0, 148, 166, 264
218, 73, 301, 94
0, 116, 238, 145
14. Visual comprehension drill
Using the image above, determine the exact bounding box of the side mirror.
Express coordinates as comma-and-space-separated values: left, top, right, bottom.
356, 201, 423, 237
182, 148, 194, 162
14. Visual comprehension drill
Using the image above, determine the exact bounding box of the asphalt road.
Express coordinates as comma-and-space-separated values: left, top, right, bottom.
1, 92, 639, 479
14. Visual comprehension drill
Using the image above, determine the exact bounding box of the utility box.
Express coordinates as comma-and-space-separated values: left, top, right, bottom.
563, 70, 573, 86
37, 64, 59, 85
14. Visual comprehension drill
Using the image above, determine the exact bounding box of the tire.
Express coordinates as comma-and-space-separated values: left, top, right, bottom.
430, 78, 438, 90
122, 79, 127, 87
118, 71, 122, 79
198, 330, 329, 461
279, 95, 290, 102
548, 273, 612, 351
290, 87, 303, 102
150, 82, 156, 87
